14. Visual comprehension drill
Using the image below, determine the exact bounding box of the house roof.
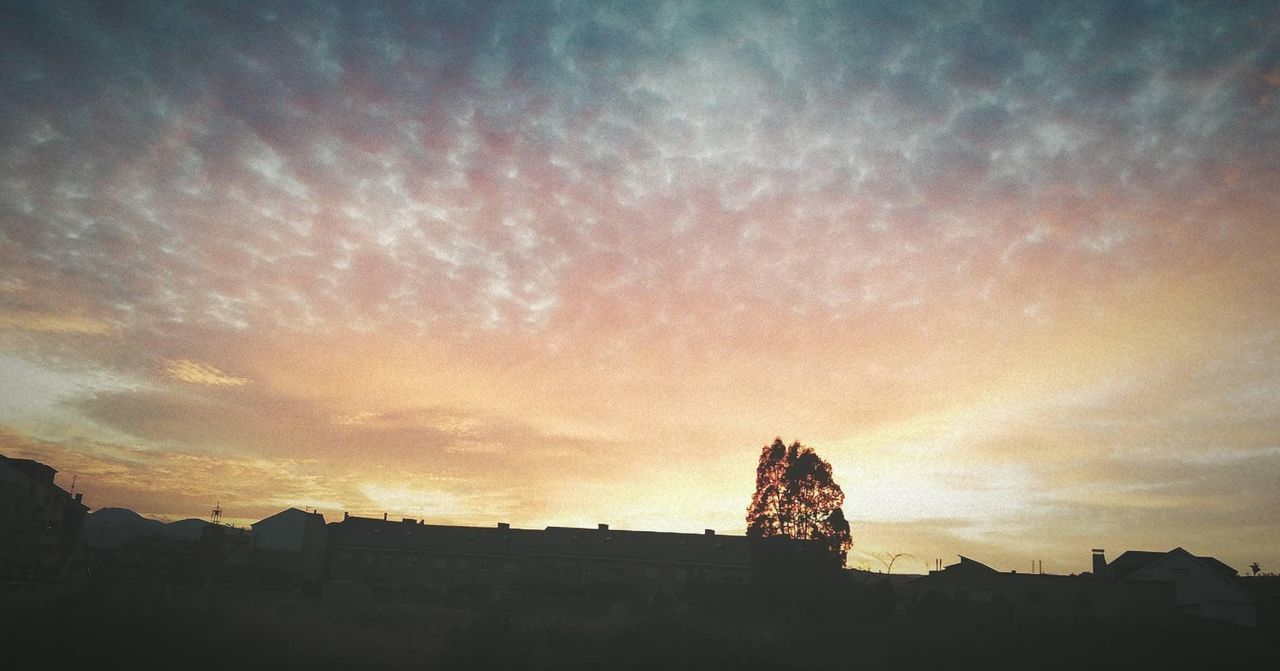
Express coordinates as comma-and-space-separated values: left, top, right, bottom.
1109, 548, 1237, 579
1127, 547, 1255, 602
0, 453, 87, 513
0, 454, 56, 485
251, 507, 325, 528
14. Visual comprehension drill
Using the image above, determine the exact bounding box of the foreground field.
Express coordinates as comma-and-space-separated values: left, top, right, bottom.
3, 585, 1277, 670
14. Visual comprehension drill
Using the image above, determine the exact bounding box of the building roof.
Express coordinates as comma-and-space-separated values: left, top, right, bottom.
1127, 547, 1256, 603
0, 453, 87, 513
1109, 548, 1237, 579
0, 454, 57, 485
327, 516, 752, 568
539, 526, 750, 566
252, 507, 326, 528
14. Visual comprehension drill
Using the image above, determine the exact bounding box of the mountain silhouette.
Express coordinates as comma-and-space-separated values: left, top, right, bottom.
81, 508, 211, 547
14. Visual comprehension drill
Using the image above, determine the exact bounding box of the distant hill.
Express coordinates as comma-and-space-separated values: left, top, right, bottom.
81, 507, 212, 547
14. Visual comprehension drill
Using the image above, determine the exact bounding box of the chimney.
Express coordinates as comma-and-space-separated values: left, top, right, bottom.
497, 522, 510, 530
74, 493, 83, 503
704, 529, 715, 535
343, 511, 349, 521
597, 523, 609, 531
382, 512, 388, 521
402, 517, 416, 525
1091, 549, 1108, 578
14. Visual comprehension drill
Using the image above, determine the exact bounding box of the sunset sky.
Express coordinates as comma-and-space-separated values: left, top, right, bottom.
2, 1, 1279, 574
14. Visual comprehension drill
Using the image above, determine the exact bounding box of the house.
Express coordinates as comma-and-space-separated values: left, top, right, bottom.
199, 522, 253, 581
1093, 547, 1257, 627
909, 555, 1175, 621
322, 514, 752, 600
0, 453, 88, 577
250, 507, 328, 589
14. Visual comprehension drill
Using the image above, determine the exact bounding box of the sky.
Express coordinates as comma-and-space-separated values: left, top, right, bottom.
1, 0, 1278, 575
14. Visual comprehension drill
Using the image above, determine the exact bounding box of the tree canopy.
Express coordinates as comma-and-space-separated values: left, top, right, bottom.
746, 438, 852, 568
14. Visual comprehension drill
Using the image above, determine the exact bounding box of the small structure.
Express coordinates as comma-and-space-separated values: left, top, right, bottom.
199, 522, 253, 582
1094, 547, 1257, 627
250, 507, 328, 590
909, 555, 1174, 621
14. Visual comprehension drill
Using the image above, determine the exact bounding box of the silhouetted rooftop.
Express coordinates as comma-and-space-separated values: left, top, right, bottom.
1110, 548, 1237, 579
328, 516, 751, 567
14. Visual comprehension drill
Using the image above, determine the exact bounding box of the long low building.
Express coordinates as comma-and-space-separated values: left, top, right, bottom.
322, 514, 752, 599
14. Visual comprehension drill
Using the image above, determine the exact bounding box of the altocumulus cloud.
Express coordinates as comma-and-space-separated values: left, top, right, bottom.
0, 0, 1279, 573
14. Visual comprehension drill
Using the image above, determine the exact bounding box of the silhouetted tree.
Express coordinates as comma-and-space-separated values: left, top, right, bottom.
746, 438, 852, 569
1250, 562, 1261, 576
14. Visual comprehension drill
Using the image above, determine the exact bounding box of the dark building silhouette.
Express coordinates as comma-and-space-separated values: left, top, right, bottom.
199, 522, 253, 582
910, 555, 1175, 621
250, 507, 328, 590
95, 534, 202, 584
0, 452, 88, 577
322, 514, 751, 600
1091, 547, 1257, 627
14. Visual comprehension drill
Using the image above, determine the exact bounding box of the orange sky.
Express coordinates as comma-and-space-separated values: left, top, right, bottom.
2, 1, 1279, 574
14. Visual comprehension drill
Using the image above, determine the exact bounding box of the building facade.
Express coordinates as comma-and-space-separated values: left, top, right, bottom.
1097, 547, 1257, 627
250, 507, 328, 589
0, 453, 88, 577
322, 515, 752, 600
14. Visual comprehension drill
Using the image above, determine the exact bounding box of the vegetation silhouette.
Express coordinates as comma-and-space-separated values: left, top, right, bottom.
746, 437, 852, 573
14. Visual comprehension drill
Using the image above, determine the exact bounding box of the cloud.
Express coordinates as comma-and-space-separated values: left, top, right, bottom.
0, 310, 112, 334
0, 424, 346, 524
1, 1, 1279, 573
163, 359, 249, 386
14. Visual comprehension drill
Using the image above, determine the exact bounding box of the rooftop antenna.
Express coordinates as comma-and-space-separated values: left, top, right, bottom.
210, 502, 223, 525
70, 474, 77, 496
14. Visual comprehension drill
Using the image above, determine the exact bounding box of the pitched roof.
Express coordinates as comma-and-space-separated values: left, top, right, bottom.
252, 507, 325, 528
1109, 548, 1237, 579
1127, 547, 1255, 602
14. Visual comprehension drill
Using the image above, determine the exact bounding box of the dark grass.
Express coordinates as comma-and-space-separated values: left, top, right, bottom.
3, 583, 1277, 671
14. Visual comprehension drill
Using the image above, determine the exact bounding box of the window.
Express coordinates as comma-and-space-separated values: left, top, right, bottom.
457, 560, 470, 571
337, 552, 351, 562
644, 567, 660, 579
674, 568, 687, 581
479, 561, 492, 572
609, 566, 624, 577
503, 562, 518, 573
